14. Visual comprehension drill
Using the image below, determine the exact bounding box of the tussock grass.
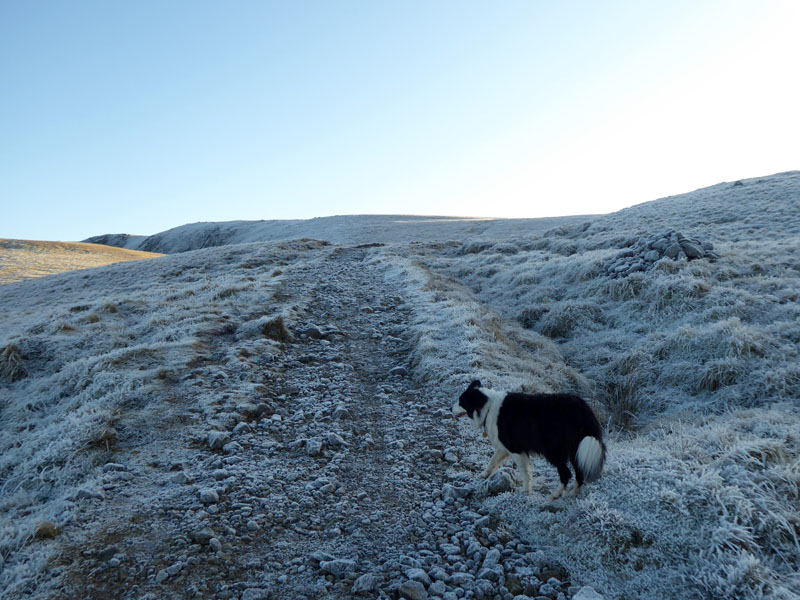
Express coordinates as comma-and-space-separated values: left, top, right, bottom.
537, 300, 604, 339
260, 315, 292, 343
0, 343, 26, 382
598, 375, 644, 429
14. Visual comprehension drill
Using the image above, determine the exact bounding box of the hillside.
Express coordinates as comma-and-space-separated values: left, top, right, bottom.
83, 214, 593, 254
0, 239, 163, 285
2, 171, 799, 600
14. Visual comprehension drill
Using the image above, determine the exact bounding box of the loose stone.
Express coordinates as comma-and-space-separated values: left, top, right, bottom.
198, 488, 220, 504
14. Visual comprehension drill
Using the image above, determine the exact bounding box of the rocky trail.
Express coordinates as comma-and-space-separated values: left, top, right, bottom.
32, 245, 585, 600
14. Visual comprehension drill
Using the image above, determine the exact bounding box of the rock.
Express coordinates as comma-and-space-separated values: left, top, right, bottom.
189, 528, 216, 545
442, 484, 473, 500
246, 520, 260, 532
476, 567, 500, 581
450, 572, 475, 586
209, 537, 222, 552
390, 366, 408, 376
320, 559, 357, 577
607, 230, 718, 276
663, 243, 682, 259
76, 487, 105, 500
166, 562, 183, 576
651, 238, 669, 251
505, 574, 524, 595
482, 471, 514, 496
171, 471, 193, 484
302, 325, 324, 339
482, 548, 501, 569
406, 567, 431, 586
573, 586, 604, 600
309, 550, 336, 564
207, 430, 230, 450
233, 422, 252, 435
429, 566, 450, 581
679, 239, 704, 259
198, 488, 220, 504
155, 569, 169, 584
241, 588, 270, 600
222, 441, 243, 453
643, 250, 661, 262
102, 462, 127, 472
306, 438, 324, 456
352, 573, 380, 593
241, 401, 274, 420
399, 579, 428, 600
539, 582, 559, 597
212, 469, 230, 480
326, 432, 345, 448
429, 580, 447, 596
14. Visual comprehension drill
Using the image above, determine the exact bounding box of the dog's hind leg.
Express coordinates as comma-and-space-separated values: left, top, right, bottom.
481, 449, 510, 478
569, 455, 584, 496
512, 454, 534, 492
548, 462, 572, 501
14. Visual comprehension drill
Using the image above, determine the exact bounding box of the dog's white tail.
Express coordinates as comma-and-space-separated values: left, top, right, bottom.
576, 436, 605, 483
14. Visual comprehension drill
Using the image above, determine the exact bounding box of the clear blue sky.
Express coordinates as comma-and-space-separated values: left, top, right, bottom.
2, 1, 798, 241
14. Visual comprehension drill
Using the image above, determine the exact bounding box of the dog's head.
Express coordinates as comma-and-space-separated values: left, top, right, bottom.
452, 380, 488, 424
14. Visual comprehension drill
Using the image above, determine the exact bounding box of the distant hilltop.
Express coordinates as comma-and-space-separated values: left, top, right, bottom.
83, 170, 799, 255
82, 214, 594, 254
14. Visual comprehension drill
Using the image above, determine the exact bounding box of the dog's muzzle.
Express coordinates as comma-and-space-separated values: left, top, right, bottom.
451, 402, 467, 418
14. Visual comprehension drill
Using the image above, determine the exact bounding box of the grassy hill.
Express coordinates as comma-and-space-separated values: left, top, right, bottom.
0, 239, 164, 285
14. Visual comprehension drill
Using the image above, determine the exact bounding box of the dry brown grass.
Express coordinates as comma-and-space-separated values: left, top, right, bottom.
0, 343, 26, 382
261, 315, 292, 342
0, 238, 164, 285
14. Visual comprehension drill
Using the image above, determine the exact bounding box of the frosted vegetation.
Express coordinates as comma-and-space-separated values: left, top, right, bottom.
1, 171, 799, 599
386, 171, 800, 598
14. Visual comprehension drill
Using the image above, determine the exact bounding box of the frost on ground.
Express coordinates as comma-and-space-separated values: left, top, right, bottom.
1, 171, 800, 599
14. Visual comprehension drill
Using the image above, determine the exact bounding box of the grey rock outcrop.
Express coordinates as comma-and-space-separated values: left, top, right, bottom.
605, 230, 719, 278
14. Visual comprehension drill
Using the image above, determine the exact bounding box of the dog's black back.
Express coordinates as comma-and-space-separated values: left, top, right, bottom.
457, 380, 606, 489
497, 392, 603, 467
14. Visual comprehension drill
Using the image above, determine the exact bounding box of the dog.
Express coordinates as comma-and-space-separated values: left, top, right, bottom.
452, 380, 606, 499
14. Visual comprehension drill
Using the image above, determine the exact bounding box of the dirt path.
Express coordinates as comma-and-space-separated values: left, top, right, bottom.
35, 244, 564, 600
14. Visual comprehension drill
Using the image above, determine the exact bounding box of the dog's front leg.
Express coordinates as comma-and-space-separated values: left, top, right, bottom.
512, 454, 534, 492
481, 449, 510, 478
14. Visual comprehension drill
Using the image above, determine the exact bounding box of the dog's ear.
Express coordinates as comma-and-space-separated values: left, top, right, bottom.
469, 379, 482, 389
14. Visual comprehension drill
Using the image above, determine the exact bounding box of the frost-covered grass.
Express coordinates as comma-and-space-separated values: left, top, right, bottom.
391, 171, 800, 598
2, 171, 798, 598
412, 172, 800, 423
0, 240, 324, 594
491, 407, 800, 599
380, 248, 590, 399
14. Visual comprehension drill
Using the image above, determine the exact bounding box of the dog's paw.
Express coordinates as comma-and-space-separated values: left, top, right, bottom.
547, 484, 566, 501
480, 470, 491, 479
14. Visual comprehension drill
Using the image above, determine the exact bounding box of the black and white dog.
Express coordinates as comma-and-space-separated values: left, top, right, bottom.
452, 380, 606, 499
